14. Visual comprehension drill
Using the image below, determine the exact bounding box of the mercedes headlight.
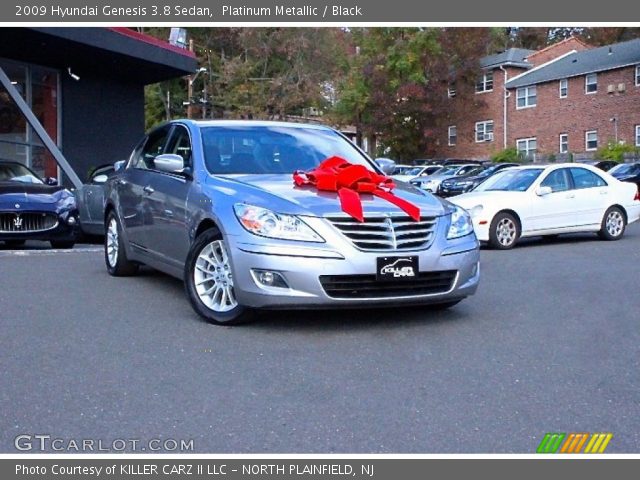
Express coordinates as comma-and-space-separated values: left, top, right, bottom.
447, 205, 474, 239
234, 204, 324, 242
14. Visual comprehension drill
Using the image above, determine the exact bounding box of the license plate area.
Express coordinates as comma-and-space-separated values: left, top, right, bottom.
376, 256, 419, 281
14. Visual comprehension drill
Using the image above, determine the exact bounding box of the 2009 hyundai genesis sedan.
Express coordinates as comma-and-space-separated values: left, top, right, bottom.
104, 120, 480, 324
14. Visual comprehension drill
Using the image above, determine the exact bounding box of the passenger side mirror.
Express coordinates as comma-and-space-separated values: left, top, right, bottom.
375, 158, 396, 175
93, 174, 109, 184
154, 154, 186, 174
113, 160, 126, 172
536, 186, 552, 196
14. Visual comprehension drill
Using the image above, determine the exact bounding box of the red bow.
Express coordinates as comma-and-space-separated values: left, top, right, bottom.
293, 156, 421, 222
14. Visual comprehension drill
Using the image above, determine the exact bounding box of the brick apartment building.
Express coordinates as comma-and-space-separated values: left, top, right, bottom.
435, 37, 640, 162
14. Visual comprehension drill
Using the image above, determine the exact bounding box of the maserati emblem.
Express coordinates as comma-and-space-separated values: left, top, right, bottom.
13, 214, 23, 229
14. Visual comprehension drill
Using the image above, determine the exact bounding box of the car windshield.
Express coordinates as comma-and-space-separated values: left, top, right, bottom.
434, 166, 459, 176
475, 168, 543, 192
609, 163, 640, 176
200, 126, 373, 175
405, 167, 424, 176
0, 163, 43, 184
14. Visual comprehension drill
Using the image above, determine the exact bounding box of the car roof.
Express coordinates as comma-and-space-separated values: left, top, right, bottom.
176, 119, 335, 132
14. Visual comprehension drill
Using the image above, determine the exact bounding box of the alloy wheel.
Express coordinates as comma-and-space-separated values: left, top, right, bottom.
193, 240, 237, 313
605, 210, 624, 237
496, 217, 517, 247
106, 217, 119, 267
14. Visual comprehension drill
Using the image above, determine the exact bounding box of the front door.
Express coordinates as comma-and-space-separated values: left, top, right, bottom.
529, 168, 577, 232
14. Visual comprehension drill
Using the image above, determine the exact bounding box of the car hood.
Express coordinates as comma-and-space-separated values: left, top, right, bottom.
208, 174, 448, 217
449, 190, 526, 209
0, 182, 73, 208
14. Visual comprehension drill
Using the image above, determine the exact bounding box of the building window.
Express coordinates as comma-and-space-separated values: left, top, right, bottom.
447, 85, 456, 98
448, 126, 457, 146
559, 133, 568, 153
585, 130, 598, 151
559, 79, 568, 98
636, 125, 640, 147
475, 120, 494, 142
516, 86, 537, 109
516, 137, 537, 161
636, 65, 640, 86
585, 73, 598, 94
475, 71, 494, 93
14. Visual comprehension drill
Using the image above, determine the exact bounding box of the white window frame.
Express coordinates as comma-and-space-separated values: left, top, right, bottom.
516, 86, 537, 109
585, 130, 598, 151
516, 137, 537, 160
636, 125, 640, 147
475, 71, 494, 93
559, 79, 568, 98
448, 125, 457, 146
636, 65, 640, 87
559, 133, 569, 153
585, 73, 598, 94
475, 120, 494, 143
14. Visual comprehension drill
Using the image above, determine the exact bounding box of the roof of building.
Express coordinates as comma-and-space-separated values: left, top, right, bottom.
480, 48, 536, 69
506, 38, 640, 88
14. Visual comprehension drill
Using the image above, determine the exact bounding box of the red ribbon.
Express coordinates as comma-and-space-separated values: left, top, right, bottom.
293, 156, 421, 223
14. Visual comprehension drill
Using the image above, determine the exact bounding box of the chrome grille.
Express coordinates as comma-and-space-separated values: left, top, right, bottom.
326, 214, 438, 251
0, 212, 58, 233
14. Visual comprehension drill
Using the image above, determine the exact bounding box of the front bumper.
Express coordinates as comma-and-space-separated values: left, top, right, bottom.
0, 210, 79, 242
225, 217, 480, 309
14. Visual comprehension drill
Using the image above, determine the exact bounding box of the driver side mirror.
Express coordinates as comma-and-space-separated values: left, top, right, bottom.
154, 154, 187, 174
113, 160, 126, 172
536, 186, 552, 196
45, 177, 58, 186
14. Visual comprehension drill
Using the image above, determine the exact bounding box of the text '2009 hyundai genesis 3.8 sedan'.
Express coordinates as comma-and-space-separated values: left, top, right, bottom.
104, 120, 480, 324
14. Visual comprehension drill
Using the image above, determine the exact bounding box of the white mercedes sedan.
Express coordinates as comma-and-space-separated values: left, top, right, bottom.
450, 163, 640, 249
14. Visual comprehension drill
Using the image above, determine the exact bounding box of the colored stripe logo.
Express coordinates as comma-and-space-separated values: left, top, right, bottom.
537, 433, 613, 453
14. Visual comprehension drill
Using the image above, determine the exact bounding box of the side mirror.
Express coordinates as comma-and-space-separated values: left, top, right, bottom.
536, 186, 552, 196
154, 154, 186, 174
374, 158, 396, 176
93, 174, 109, 184
114, 160, 126, 172
45, 177, 58, 186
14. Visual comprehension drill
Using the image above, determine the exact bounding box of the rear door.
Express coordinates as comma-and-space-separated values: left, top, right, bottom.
568, 167, 610, 227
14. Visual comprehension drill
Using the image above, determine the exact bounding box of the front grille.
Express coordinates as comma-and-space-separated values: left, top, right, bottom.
320, 270, 457, 299
0, 212, 58, 233
326, 214, 438, 251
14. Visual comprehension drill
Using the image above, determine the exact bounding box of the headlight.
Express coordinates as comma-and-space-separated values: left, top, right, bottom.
447, 205, 474, 239
233, 204, 324, 242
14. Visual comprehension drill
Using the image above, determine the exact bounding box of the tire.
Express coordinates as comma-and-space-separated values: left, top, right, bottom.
50, 240, 75, 249
104, 211, 139, 276
428, 300, 462, 311
4, 240, 26, 248
598, 206, 626, 241
184, 228, 254, 325
488, 212, 520, 250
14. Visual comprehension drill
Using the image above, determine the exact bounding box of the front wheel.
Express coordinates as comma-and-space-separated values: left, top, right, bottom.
598, 207, 626, 241
184, 228, 254, 325
488, 212, 520, 250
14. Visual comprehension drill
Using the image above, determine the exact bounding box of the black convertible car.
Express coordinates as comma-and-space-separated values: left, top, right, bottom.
0, 161, 79, 249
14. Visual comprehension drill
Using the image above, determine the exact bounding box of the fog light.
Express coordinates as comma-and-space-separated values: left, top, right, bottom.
67, 216, 77, 226
252, 269, 289, 288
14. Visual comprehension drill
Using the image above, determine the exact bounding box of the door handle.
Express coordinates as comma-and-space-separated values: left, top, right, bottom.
143, 185, 155, 195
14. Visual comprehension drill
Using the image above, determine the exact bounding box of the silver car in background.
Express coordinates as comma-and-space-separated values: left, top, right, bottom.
104, 120, 480, 324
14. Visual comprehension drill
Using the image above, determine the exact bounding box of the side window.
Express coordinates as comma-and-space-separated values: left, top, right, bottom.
165, 125, 192, 167
570, 167, 607, 189
540, 168, 571, 193
130, 126, 171, 170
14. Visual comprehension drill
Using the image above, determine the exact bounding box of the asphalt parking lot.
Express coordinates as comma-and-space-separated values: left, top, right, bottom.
1, 225, 639, 453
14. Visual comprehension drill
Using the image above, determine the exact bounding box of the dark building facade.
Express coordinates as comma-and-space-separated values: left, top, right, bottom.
0, 27, 196, 183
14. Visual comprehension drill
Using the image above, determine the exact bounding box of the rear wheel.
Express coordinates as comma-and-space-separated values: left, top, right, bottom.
50, 240, 75, 249
105, 211, 138, 276
488, 212, 520, 250
184, 228, 254, 325
598, 206, 626, 241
